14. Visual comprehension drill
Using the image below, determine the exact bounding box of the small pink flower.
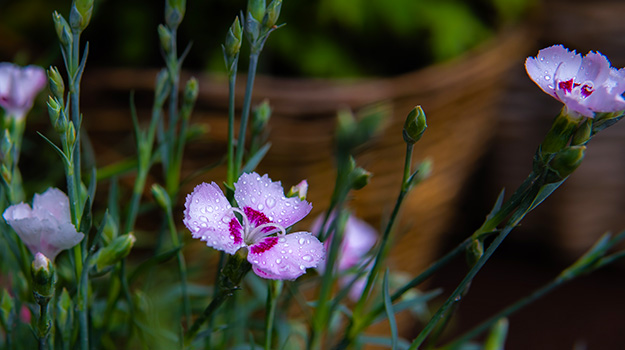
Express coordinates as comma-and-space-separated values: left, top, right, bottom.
313, 214, 378, 301
184, 172, 324, 280
525, 45, 625, 118
2, 188, 83, 261
0, 63, 47, 120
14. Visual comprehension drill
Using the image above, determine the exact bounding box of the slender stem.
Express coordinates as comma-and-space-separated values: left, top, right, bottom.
184, 288, 232, 348
205, 251, 226, 348
78, 256, 89, 350
164, 29, 180, 193
234, 53, 259, 176
439, 276, 566, 350
37, 302, 49, 350
165, 206, 190, 328
264, 280, 283, 350
226, 71, 238, 187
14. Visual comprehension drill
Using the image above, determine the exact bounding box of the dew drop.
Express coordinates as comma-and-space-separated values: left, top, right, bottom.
544, 75, 551, 81
194, 199, 200, 203
266, 197, 276, 208
279, 237, 286, 243
276, 258, 282, 264
207, 206, 213, 212
215, 199, 220, 203
258, 204, 265, 210
288, 249, 293, 254
281, 250, 286, 254
302, 254, 312, 262
299, 265, 305, 270
253, 260, 259, 264
251, 196, 257, 203
222, 216, 230, 223
299, 238, 306, 245
201, 223, 208, 228
539, 57, 544, 62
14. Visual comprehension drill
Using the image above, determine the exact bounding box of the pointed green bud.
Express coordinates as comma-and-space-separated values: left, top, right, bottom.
548, 145, 586, 181
183, 77, 199, 115
66, 122, 76, 147
0, 289, 13, 328
1, 130, 12, 162
252, 99, 271, 133
336, 109, 357, 150
157, 24, 172, 53
287, 180, 308, 200
265, 0, 282, 28
31, 253, 55, 302
56, 288, 71, 328
465, 238, 484, 267
350, 166, 372, 190
403, 106, 427, 144
540, 110, 580, 155
154, 69, 170, 107
93, 233, 136, 271
52, 12, 72, 47
102, 214, 119, 246
47, 66, 65, 102
69, 0, 94, 31
165, 0, 186, 29
47, 97, 67, 134
224, 17, 243, 59
571, 118, 592, 146
151, 184, 171, 211
247, 0, 266, 22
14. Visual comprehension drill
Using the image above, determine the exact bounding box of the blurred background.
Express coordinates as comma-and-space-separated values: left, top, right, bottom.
2, 0, 625, 348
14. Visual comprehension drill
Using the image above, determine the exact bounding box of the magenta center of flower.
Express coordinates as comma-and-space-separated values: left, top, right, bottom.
558, 79, 594, 99
249, 236, 279, 254
229, 218, 243, 244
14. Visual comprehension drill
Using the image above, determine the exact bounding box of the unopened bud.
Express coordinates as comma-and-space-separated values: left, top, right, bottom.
56, 288, 71, 328
287, 180, 308, 200
183, 77, 199, 114
66, 122, 76, 147
165, 0, 186, 29
350, 167, 371, 190
402, 106, 427, 144
224, 17, 243, 59
548, 145, 586, 181
151, 184, 171, 211
69, 0, 94, 31
47, 66, 65, 101
48, 97, 67, 133
101, 214, 119, 246
93, 233, 136, 271
247, 0, 266, 22
252, 99, 271, 133
157, 24, 172, 53
31, 253, 55, 302
466, 239, 484, 267
154, 69, 170, 107
52, 12, 72, 47
265, 0, 282, 28
0, 289, 13, 327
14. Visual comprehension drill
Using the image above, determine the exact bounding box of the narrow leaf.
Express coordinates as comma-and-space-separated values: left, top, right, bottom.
383, 269, 398, 350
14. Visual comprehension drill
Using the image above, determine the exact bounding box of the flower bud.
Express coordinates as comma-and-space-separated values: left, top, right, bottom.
48, 97, 67, 134
571, 118, 592, 146
0, 289, 13, 328
247, 0, 266, 22
252, 99, 271, 133
265, 0, 282, 28
47, 66, 65, 102
157, 24, 172, 53
182, 77, 199, 117
93, 233, 136, 271
402, 106, 427, 144
224, 17, 243, 59
69, 0, 94, 31
66, 122, 76, 147
154, 69, 170, 107
547, 145, 586, 181
465, 238, 483, 267
56, 288, 71, 328
151, 184, 171, 211
287, 180, 308, 200
101, 214, 119, 246
31, 253, 55, 302
350, 166, 372, 190
52, 12, 72, 47
165, 0, 186, 29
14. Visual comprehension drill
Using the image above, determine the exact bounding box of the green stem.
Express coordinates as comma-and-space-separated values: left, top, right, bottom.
205, 251, 226, 348
226, 70, 238, 187
37, 302, 50, 350
234, 53, 259, 177
264, 280, 283, 350
78, 255, 89, 350
165, 206, 190, 328
164, 29, 179, 192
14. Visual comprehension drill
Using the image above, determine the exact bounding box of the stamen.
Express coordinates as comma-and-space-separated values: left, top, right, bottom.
248, 222, 287, 244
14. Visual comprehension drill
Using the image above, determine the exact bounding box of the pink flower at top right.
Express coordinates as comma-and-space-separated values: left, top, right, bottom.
525, 45, 625, 118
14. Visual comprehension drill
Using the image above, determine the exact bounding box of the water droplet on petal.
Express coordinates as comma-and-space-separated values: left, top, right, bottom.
299, 238, 306, 245
299, 265, 305, 270
544, 75, 551, 81
266, 197, 276, 208
288, 249, 293, 254
222, 216, 230, 223
258, 204, 264, 210
207, 206, 213, 212
276, 258, 282, 264
279, 237, 286, 243
302, 254, 312, 262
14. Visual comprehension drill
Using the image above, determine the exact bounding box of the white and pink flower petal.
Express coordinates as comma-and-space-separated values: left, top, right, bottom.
525, 45, 581, 97
247, 232, 325, 280
183, 182, 242, 255
234, 172, 312, 229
